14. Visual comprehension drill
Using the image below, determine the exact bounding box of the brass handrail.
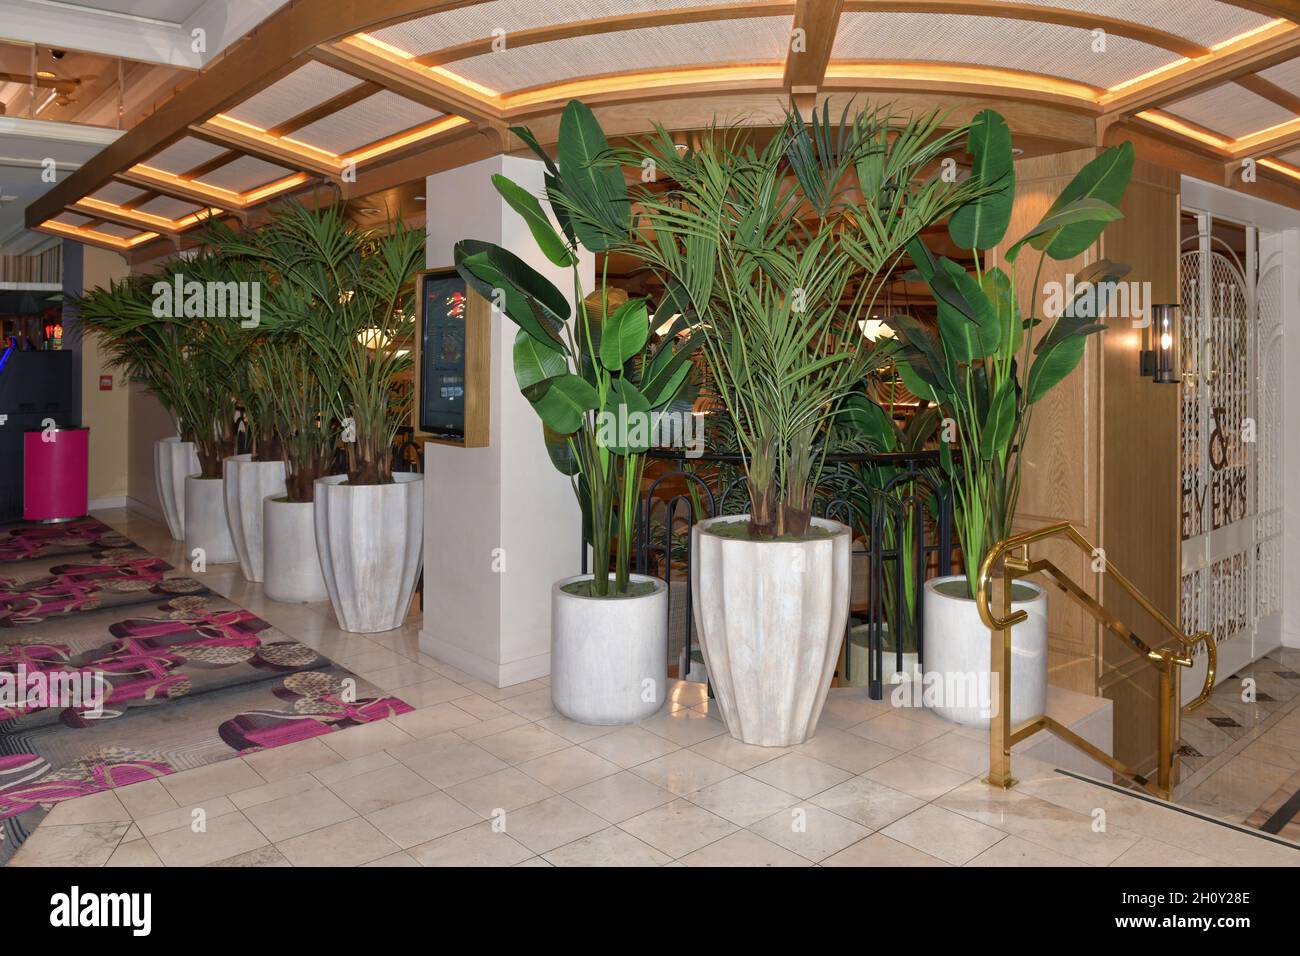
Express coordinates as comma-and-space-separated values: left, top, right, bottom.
974, 521, 1216, 801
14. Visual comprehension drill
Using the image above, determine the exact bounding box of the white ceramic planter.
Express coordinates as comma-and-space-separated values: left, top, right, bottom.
223, 454, 286, 582
184, 475, 238, 566
154, 437, 199, 540
314, 472, 423, 633
691, 514, 851, 747
922, 574, 1048, 728
263, 495, 329, 603
551, 573, 667, 725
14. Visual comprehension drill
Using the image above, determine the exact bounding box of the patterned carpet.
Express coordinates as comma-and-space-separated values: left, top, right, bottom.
0, 517, 411, 865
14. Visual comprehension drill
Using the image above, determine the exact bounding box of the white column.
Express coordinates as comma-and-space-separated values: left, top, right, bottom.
422, 155, 591, 685
1282, 226, 1300, 649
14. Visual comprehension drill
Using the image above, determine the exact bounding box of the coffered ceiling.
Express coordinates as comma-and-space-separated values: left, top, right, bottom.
20, 0, 1300, 253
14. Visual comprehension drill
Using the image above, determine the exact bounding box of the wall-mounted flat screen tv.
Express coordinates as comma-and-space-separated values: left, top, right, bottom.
417, 269, 469, 441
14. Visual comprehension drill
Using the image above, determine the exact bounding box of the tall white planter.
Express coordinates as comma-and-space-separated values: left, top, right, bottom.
223, 454, 286, 582
263, 495, 329, 603
551, 574, 667, 725
154, 437, 198, 540
314, 473, 423, 633
184, 475, 238, 565
922, 574, 1048, 728
692, 514, 851, 747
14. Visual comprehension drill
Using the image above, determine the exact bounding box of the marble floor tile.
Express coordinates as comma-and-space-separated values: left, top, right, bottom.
276, 817, 400, 866
327, 763, 437, 814
443, 767, 555, 818
519, 746, 620, 792
686, 774, 796, 827
748, 804, 870, 862
881, 804, 1005, 865
631, 749, 736, 796
10, 822, 131, 867
580, 726, 680, 769
147, 813, 268, 867
499, 795, 608, 854
408, 822, 534, 867
543, 826, 672, 867
822, 832, 950, 867
564, 770, 678, 823
365, 792, 480, 849
678, 829, 810, 867
745, 753, 852, 799
618, 799, 738, 858
242, 786, 356, 843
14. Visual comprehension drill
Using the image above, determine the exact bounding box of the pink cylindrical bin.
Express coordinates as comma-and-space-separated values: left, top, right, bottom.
24, 426, 89, 522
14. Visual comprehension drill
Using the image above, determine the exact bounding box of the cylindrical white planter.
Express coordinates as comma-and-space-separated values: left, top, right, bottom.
922, 574, 1048, 728
692, 514, 851, 747
154, 437, 199, 541
184, 475, 238, 565
551, 573, 667, 725
314, 473, 423, 633
263, 495, 329, 603
223, 454, 286, 582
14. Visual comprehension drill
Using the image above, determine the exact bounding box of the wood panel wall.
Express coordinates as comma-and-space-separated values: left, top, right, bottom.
989, 150, 1182, 774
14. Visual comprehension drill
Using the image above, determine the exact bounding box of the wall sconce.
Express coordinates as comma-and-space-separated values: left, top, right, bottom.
1141, 303, 1179, 383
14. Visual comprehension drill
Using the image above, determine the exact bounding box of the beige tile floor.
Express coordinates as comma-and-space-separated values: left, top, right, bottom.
9, 508, 1300, 868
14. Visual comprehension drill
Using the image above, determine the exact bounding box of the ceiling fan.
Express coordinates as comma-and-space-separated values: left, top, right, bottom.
0, 69, 95, 108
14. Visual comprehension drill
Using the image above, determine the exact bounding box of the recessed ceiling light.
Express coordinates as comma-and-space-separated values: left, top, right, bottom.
414, 195, 425, 202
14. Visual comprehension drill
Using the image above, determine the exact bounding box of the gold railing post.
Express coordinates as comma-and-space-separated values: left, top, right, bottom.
1157, 659, 1172, 800
985, 575, 1016, 789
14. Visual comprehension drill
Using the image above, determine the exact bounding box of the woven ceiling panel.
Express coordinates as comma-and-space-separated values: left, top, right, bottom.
88, 182, 147, 206
135, 195, 205, 220
94, 222, 146, 239
1277, 147, 1300, 164
370, 0, 752, 56
141, 137, 229, 175
991, 0, 1276, 48
225, 61, 361, 130
51, 212, 92, 227
832, 12, 1179, 89
195, 155, 294, 193
1257, 56, 1300, 95
286, 91, 440, 155
444, 17, 792, 94
1166, 82, 1297, 139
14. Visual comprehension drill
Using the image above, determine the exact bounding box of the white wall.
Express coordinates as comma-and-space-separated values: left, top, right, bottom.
422, 155, 590, 685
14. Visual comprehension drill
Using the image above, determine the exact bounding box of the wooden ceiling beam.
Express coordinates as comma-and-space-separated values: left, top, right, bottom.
24, 0, 481, 229
1101, 21, 1300, 115
310, 40, 500, 126
68, 201, 186, 239
1217, 1, 1300, 24
266, 81, 383, 136
785, 0, 844, 94
187, 123, 342, 180
114, 171, 246, 214
1236, 71, 1300, 113
178, 149, 244, 182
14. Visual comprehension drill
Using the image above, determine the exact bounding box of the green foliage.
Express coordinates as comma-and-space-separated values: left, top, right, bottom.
456, 100, 699, 597
893, 122, 1134, 595
548, 100, 980, 537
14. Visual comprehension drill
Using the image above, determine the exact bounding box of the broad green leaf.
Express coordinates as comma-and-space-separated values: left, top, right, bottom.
1006, 197, 1123, 263
492, 174, 575, 267
934, 259, 998, 360
598, 298, 649, 371
458, 250, 566, 353
979, 380, 1017, 460
542, 423, 579, 476
905, 236, 939, 281
895, 359, 940, 405
557, 100, 629, 252
1036, 142, 1134, 260
603, 378, 652, 454
1026, 336, 1086, 404
980, 266, 1018, 355
948, 109, 1014, 250
513, 327, 568, 390
508, 125, 559, 177
838, 394, 897, 452
643, 357, 692, 409
523, 373, 598, 434
455, 239, 570, 322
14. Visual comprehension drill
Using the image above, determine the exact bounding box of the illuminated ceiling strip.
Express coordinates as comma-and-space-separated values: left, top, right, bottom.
1100, 18, 1293, 101
1234, 116, 1300, 153
73, 196, 226, 233
501, 64, 786, 108
127, 164, 310, 207
825, 62, 1100, 101
348, 33, 503, 98
209, 113, 343, 164
1135, 109, 1233, 149
1260, 157, 1300, 181
341, 114, 471, 164
40, 220, 160, 250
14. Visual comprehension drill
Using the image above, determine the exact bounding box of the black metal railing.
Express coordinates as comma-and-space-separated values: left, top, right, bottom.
581, 448, 961, 700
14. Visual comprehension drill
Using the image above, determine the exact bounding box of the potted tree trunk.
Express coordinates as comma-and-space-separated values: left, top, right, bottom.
455, 104, 698, 724
560, 102, 978, 745
225, 204, 425, 632
892, 110, 1135, 727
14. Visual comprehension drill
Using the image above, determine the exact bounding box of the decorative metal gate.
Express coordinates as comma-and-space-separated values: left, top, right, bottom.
1178, 211, 1282, 684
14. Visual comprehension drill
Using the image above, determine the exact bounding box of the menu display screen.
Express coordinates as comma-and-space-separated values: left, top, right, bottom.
418, 271, 470, 440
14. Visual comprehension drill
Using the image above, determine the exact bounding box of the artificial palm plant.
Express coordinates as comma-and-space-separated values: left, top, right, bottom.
891, 109, 1134, 596
76, 250, 254, 477
454, 102, 699, 598
212, 202, 424, 485
559, 102, 982, 538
